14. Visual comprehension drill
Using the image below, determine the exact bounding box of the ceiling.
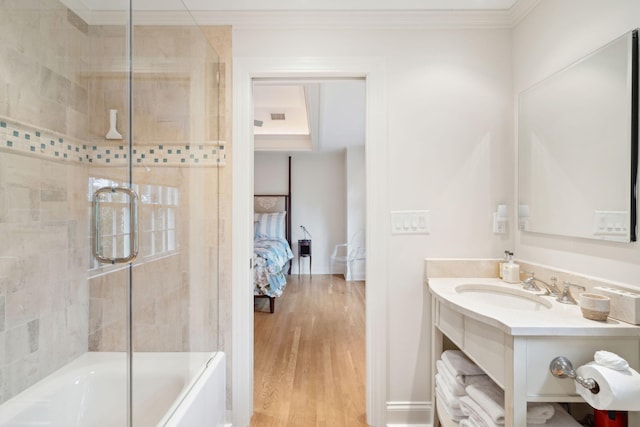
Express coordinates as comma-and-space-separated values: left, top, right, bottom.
185, 0, 520, 10
254, 85, 309, 136
72, 0, 520, 11
253, 81, 366, 153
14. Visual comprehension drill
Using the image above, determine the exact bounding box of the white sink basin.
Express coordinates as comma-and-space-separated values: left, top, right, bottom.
455, 284, 552, 311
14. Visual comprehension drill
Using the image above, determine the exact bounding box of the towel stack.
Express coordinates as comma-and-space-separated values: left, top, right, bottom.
435, 350, 490, 423
436, 350, 581, 427
459, 378, 576, 426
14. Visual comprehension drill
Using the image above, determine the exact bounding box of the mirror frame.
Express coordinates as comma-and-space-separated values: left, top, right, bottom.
632, 29, 639, 241
518, 29, 639, 242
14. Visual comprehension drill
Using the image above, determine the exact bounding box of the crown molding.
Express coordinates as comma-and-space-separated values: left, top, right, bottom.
508, 0, 541, 26
187, 10, 514, 30
254, 135, 313, 152
75, 10, 192, 26
82, 3, 540, 29
85, 10, 511, 29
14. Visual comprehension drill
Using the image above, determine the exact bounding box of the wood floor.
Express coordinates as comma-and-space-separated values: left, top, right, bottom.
252, 274, 368, 427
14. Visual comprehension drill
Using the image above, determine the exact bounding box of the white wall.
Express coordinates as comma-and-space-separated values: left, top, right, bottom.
513, 0, 640, 286
253, 152, 289, 194
237, 25, 513, 421
254, 151, 346, 274
346, 146, 366, 280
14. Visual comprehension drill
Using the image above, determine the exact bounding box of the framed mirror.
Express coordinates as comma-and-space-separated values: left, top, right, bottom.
518, 29, 639, 242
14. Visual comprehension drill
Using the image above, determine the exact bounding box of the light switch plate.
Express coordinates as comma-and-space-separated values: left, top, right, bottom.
593, 210, 628, 237
391, 210, 430, 234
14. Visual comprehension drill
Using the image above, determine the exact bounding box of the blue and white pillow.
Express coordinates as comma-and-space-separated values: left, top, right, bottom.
254, 212, 286, 239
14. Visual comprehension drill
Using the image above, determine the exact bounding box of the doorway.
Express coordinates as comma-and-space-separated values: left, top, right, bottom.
251, 79, 367, 424
232, 57, 389, 427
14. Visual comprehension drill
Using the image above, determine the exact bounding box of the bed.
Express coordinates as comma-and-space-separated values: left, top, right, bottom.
253, 158, 294, 313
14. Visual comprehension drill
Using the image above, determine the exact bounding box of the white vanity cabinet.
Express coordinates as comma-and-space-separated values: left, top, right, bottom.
428, 278, 640, 427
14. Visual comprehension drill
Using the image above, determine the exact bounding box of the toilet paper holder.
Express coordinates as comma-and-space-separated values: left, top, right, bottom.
550, 356, 600, 394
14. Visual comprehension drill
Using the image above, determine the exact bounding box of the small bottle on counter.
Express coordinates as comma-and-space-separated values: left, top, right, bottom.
502, 252, 520, 284
499, 250, 509, 279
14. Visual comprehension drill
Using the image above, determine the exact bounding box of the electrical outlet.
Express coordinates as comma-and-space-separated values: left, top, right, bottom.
493, 213, 507, 234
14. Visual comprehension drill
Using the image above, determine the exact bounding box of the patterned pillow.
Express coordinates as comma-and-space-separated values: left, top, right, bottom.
254, 212, 286, 239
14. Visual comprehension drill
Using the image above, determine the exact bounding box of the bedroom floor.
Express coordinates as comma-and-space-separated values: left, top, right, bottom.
252, 274, 368, 426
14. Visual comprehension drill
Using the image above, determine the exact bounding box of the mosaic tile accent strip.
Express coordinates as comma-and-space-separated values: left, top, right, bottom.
0, 117, 227, 167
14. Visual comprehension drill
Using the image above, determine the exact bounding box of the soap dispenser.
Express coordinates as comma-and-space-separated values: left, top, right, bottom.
499, 250, 509, 279
503, 252, 520, 284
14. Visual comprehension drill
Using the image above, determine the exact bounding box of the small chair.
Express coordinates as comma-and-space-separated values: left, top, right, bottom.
330, 242, 366, 281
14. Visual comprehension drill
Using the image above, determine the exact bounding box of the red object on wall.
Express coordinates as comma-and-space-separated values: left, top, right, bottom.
594, 410, 628, 427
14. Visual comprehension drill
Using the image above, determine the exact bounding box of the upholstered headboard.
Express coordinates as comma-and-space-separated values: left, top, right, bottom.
254, 195, 290, 239
254, 196, 287, 213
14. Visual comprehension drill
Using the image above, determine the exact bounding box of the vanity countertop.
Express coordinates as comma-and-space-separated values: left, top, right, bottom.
427, 277, 640, 337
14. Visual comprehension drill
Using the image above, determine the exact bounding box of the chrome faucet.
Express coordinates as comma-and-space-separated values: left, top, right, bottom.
522, 271, 560, 297
557, 281, 585, 305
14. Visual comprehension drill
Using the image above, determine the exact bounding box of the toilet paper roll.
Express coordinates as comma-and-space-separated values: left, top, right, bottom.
575, 362, 640, 410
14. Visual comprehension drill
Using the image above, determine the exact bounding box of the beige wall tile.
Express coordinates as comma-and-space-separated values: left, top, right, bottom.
5, 287, 38, 329
425, 258, 500, 279
1, 0, 231, 404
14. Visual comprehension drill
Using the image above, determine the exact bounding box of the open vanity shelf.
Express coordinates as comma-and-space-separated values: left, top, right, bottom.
427, 277, 640, 426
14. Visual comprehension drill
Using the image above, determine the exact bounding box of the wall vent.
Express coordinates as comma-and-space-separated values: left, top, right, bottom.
270, 113, 286, 120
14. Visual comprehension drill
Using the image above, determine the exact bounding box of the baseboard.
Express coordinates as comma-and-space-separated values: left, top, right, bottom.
386, 401, 432, 427
226, 403, 430, 427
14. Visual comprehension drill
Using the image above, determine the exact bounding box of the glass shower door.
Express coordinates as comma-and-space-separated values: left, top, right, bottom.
0, 0, 225, 427
127, 2, 222, 425
89, 0, 223, 424
0, 0, 132, 425
0, 0, 222, 424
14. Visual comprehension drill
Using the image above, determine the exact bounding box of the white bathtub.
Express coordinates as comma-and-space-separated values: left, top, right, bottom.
0, 352, 225, 426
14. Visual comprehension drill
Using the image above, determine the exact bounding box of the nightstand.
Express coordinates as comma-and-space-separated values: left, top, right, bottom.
298, 239, 312, 277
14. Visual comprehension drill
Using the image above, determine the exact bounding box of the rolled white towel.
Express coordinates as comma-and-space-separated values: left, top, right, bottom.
436, 374, 461, 409
544, 403, 582, 427
466, 374, 494, 388
594, 350, 630, 371
468, 414, 493, 427
436, 386, 465, 420
466, 384, 555, 424
465, 381, 504, 424
527, 416, 549, 425
442, 350, 485, 385
436, 360, 467, 396
462, 398, 572, 427
459, 396, 500, 427
526, 402, 555, 421
459, 419, 476, 427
